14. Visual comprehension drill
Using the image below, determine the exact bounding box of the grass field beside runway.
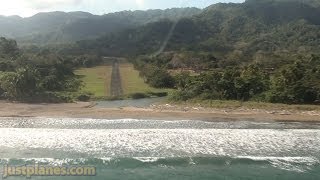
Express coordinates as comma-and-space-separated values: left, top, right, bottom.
75, 66, 112, 97
75, 63, 171, 98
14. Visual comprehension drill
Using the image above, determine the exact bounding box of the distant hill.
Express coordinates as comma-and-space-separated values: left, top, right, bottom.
0, 8, 201, 45
73, 0, 320, 63
245, 0, 320, 7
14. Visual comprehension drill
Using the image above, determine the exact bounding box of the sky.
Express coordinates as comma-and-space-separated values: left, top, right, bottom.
0, 0, 245, 17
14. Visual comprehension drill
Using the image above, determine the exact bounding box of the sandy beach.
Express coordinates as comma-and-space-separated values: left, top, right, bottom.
0, 101, 319, 122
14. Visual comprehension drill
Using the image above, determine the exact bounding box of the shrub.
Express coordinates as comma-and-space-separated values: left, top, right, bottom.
129, 93, 150, 99
77, 93, 91, 102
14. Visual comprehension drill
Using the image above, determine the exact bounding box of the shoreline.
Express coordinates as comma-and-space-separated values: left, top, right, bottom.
0, 101, 319, 122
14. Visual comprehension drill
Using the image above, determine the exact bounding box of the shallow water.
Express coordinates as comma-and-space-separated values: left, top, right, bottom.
0, 117, 320, 179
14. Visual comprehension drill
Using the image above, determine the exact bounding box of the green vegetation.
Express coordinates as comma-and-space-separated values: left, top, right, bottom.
70, 0, 320, 105
0, 37, 83, 102
120, 63, 167, 94
74, 0, 320, 59
167, 59, 320, 104
0, 8, 200, 45
130, 52, 320, 104
1, 0, 320, 105
75, 63, 171, 99
120, 63, 171, 98
75, 66, 112, 97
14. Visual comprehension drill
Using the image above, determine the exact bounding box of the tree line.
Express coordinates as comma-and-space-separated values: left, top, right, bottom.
0, 37, 103, 102
133, 53, 320, 104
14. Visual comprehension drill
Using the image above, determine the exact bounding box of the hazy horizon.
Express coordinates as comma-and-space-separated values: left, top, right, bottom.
0, 0, 244, 17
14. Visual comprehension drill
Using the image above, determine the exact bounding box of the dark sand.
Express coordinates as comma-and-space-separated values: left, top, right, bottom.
0, 101, 319, 122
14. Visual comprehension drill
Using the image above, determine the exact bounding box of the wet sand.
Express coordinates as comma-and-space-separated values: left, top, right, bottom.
0, 101, 319, 122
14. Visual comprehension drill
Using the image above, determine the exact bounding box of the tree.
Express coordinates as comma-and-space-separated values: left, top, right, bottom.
0, 66, 40, 99
175, 71, 192, 90
267, 61, 320, 104
218, 68, 240, 100
0, 37, 19, 58
0, 72, 19, 98
235, 64, 269, 101
147, 68, 175, 88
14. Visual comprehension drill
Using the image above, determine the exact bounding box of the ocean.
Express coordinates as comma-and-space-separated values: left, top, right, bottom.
0, 117, 319, 180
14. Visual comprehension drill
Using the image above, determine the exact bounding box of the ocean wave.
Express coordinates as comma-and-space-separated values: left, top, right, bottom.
237, 156, 320, 172
1, 117, 320, 129
1, 156, 318, 172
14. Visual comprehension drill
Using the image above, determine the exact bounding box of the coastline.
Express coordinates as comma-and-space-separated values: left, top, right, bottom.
0, 101, 319, 122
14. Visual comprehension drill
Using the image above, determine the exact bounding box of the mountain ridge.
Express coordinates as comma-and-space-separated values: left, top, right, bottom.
0, 8, 201, 45
70, 0, 320, 65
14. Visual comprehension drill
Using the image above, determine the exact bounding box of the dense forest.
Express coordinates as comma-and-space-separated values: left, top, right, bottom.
74, 0, 320, 58
0, 8, 200, 45
1, 0, 320, 104
66, 0, 320, 104
0, 37, 98, 102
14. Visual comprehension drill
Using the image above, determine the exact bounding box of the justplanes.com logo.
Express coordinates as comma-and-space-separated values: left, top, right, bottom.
2, 164, 96, 179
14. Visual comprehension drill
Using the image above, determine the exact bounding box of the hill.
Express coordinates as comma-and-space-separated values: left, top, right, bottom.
73, 0, 320, 67
61, 0, 320, 105
0, 8, 201, 45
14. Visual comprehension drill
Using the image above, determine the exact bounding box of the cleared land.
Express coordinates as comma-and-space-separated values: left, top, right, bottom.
75, 66, 112, 97
75, 63, 170, 98
119, 63, 170, 95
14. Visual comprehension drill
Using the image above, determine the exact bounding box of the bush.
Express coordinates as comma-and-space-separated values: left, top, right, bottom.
147, 69, 175, 88
266, 61, 320, 104
77, 93, 92, 102
170, 90, 194, 101
148, 92, 168, 97
129, 93, 150, 99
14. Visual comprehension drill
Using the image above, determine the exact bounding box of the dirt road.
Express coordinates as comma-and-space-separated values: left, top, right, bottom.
110, 60, 123, 96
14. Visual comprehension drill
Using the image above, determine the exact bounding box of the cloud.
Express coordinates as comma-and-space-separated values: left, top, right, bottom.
135, 0, 145, 7
25, 0, 84, 10
115, 0, 143, 6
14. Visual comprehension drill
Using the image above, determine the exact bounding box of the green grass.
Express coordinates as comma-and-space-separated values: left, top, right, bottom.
75, 66, 112, 97
75, 64, 172, 99
76, 65, 320, 110
119, 63, 172, 96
